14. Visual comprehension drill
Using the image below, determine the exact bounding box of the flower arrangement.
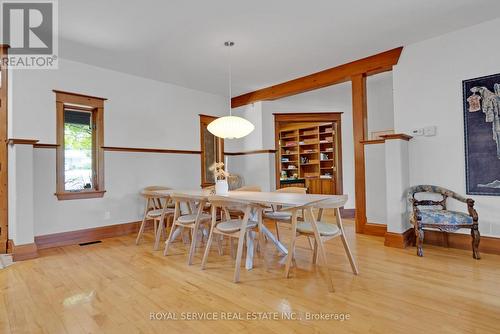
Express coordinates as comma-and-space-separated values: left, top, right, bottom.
213, 162, 229, 181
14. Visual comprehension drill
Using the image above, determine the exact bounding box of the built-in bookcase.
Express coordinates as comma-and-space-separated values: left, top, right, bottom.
278, 120, 341, 194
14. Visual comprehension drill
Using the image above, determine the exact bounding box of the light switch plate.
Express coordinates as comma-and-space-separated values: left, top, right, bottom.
411, 128, 424, 136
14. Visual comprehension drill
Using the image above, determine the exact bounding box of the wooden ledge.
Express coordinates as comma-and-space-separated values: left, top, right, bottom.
380, 133, 412, 141
55, 190, 106, 200
361, 134, 413, 145
34, 143, 59, 149
53, 89, 108, 101
102, 146, 201, 155
225, 149, 277, 156
360, 139, 385, 145
8, 138, 39, 145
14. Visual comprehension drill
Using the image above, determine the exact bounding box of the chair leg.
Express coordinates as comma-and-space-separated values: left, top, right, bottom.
284, 210, 298, 278
312, 238, 318, 264
340, 234, 359, 275
275, 221, 280, 242
188, 203, 205, 265
164, 224, 177, 256
217, 235, 224, 256
153, 220, 158, 239
202, 207, 218, 269
416, 224, 424, 257
307, 208, 334, 292
233, 207, 251, 283
257, 209, 268, 271
229, 238, 235, 259
471, 225, 481, 260
135, 198, 150, 245
153, 217, 164, 251
335, 208, 358, 275
307, 236, 314, 250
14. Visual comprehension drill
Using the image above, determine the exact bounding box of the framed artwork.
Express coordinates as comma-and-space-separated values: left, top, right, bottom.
463, 73, 500, 196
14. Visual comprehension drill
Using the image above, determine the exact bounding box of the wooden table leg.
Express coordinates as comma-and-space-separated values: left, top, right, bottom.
284, 210, 298, 278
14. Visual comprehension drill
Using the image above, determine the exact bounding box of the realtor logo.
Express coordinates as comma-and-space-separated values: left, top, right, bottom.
1, 0, 58, 68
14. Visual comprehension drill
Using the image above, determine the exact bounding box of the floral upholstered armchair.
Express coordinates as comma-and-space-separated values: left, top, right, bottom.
407, 185, 480, 259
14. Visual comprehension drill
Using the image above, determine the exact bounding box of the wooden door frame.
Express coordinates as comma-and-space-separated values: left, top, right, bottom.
199, 114, 224, 188
0, 45, 8, 252
273, 112, 343, 196
232, 47, 403, 234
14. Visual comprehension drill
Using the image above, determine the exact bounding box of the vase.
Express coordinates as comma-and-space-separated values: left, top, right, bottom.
215, 179, 229, 195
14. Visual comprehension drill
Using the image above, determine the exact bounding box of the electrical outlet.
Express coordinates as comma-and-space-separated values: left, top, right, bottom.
104, 211, 111, 220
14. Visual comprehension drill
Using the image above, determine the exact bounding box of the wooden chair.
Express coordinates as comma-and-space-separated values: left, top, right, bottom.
164, 194, 212, 265
201, 196, 266, 283
284, 195, 359, 292
234, 185, 262, 192
136, 186, 175, 250
263, 187, 307, 242
408, 185, 480, 259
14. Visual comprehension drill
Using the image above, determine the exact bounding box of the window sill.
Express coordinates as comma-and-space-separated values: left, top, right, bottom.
55, 190, 106, 200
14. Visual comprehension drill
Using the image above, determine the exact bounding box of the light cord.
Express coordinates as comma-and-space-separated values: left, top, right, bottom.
228, 43, 232, 116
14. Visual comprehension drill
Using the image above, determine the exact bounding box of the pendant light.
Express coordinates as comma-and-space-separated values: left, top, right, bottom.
207, 41, 254, 139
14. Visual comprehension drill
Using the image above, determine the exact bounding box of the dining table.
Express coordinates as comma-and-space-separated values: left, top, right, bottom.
141, 188, 347, 270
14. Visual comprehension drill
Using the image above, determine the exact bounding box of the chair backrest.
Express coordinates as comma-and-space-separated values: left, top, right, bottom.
407, 185, 466, 210
275, 186, 307, 194
141, 186, 171, 209
234, 185, 261, 192
143, 185, 171, 191
207, 196, 256, 220
227, 174, 244, 190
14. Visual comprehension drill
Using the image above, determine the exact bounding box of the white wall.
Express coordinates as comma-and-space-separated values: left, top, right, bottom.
10, 59, 226, 239
393, 17, 500, 236
365, 143, 387, 224
365, 72, 394, 222
367, 72, 394, 135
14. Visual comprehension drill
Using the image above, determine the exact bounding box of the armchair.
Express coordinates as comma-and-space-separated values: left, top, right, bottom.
407, 185, 480, 259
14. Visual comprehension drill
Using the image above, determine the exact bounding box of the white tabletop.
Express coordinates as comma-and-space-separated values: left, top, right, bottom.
142, 189, 346, 208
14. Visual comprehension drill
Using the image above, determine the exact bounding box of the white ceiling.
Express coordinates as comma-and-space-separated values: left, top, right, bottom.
58, 0, 500, 97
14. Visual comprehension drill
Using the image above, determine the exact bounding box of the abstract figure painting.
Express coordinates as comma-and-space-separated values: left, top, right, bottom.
463, 73, 500, 196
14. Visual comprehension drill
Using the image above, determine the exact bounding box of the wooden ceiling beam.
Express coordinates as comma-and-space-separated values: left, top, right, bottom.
231, 47, 403, 108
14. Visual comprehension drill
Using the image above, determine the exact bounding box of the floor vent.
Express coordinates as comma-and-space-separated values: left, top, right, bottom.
79, 241, 102, 246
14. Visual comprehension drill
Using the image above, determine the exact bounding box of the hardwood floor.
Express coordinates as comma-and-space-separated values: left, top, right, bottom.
1, 217, 499, 333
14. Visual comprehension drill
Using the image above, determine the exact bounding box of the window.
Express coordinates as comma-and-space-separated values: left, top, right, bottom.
54, 90, 106, 200
199, 114, 224, 188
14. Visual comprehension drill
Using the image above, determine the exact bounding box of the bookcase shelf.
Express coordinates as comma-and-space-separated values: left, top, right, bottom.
278, 121, 340, 195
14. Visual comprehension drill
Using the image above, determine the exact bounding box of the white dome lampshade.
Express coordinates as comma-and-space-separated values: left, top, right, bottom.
207, 115, 255, 139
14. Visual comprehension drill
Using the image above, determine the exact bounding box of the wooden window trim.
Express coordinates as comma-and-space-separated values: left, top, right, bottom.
54, 90, 106, 200
199, 114, 224, 188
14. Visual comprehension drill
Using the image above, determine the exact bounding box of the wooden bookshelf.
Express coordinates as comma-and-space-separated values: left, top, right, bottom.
278, 121, 340, 194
